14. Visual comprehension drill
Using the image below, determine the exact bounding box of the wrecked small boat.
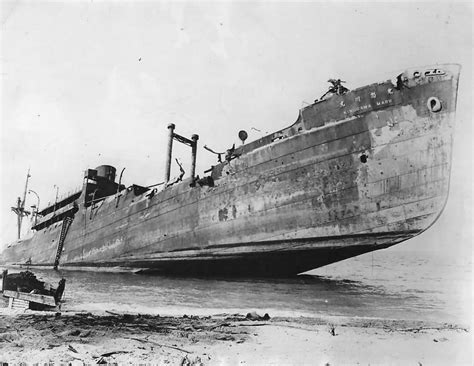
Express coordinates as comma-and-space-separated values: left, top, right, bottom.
0, 64, 461, 276
1, 270, 66, 310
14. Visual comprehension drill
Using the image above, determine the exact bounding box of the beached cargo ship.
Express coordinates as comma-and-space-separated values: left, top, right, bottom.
1, 64, 460, 276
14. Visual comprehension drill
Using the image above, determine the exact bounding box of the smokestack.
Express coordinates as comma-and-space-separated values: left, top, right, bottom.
165, 123, 175, 182
190, 134, 199, 180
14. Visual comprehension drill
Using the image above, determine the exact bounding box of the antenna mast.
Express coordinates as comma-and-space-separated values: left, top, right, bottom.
21, 168, 31, 212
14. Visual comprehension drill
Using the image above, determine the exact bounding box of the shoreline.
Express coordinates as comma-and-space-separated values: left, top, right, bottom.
0, 309, 471, 365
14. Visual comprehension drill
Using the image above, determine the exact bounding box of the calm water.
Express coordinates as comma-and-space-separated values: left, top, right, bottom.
4, 249, 471, 325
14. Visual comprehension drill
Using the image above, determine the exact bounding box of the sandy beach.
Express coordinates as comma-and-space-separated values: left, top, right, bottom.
0, 308, 471, 365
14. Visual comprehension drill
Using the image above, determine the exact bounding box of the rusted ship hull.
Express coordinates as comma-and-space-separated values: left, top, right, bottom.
1, 64, 460, 276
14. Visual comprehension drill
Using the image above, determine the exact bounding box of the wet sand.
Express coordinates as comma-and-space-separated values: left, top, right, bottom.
0, 308, 471, 365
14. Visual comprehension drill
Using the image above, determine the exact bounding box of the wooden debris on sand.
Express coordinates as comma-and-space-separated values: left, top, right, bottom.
0, 269, 66, 311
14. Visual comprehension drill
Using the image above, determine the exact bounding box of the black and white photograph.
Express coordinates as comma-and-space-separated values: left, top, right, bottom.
0, 1, 472, 364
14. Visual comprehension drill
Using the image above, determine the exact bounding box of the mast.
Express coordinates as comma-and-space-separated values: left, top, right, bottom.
11, 168, 31, 240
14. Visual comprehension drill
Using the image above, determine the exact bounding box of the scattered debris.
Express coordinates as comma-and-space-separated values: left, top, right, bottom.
180, 355, 204, 366
0, 311, 468, 364
128, 337, 192, 354
68, 344, 78, 353
327, 323, 337, 336
245, 312, 270, 321
1, 269, 66, 311
100, 350, 131, 357
216, 334, 235, 341
105, 310, 121, 316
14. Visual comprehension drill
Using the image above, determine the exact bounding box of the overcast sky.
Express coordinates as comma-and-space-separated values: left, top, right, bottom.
0, 2, 472, 255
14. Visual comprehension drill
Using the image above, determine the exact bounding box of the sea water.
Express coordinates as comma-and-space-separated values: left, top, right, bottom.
4, 248, 471, 326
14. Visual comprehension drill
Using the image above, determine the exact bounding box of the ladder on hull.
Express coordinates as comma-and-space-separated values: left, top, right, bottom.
53, 216, 73, 270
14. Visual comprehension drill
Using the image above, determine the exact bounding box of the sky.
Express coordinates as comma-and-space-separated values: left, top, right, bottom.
0, 1, 472, 256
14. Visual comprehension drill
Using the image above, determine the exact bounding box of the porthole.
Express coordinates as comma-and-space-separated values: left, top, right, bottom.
427, 97, 442, 113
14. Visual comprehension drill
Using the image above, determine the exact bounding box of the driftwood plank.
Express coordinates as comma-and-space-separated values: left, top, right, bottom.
3, 290, 56, 306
